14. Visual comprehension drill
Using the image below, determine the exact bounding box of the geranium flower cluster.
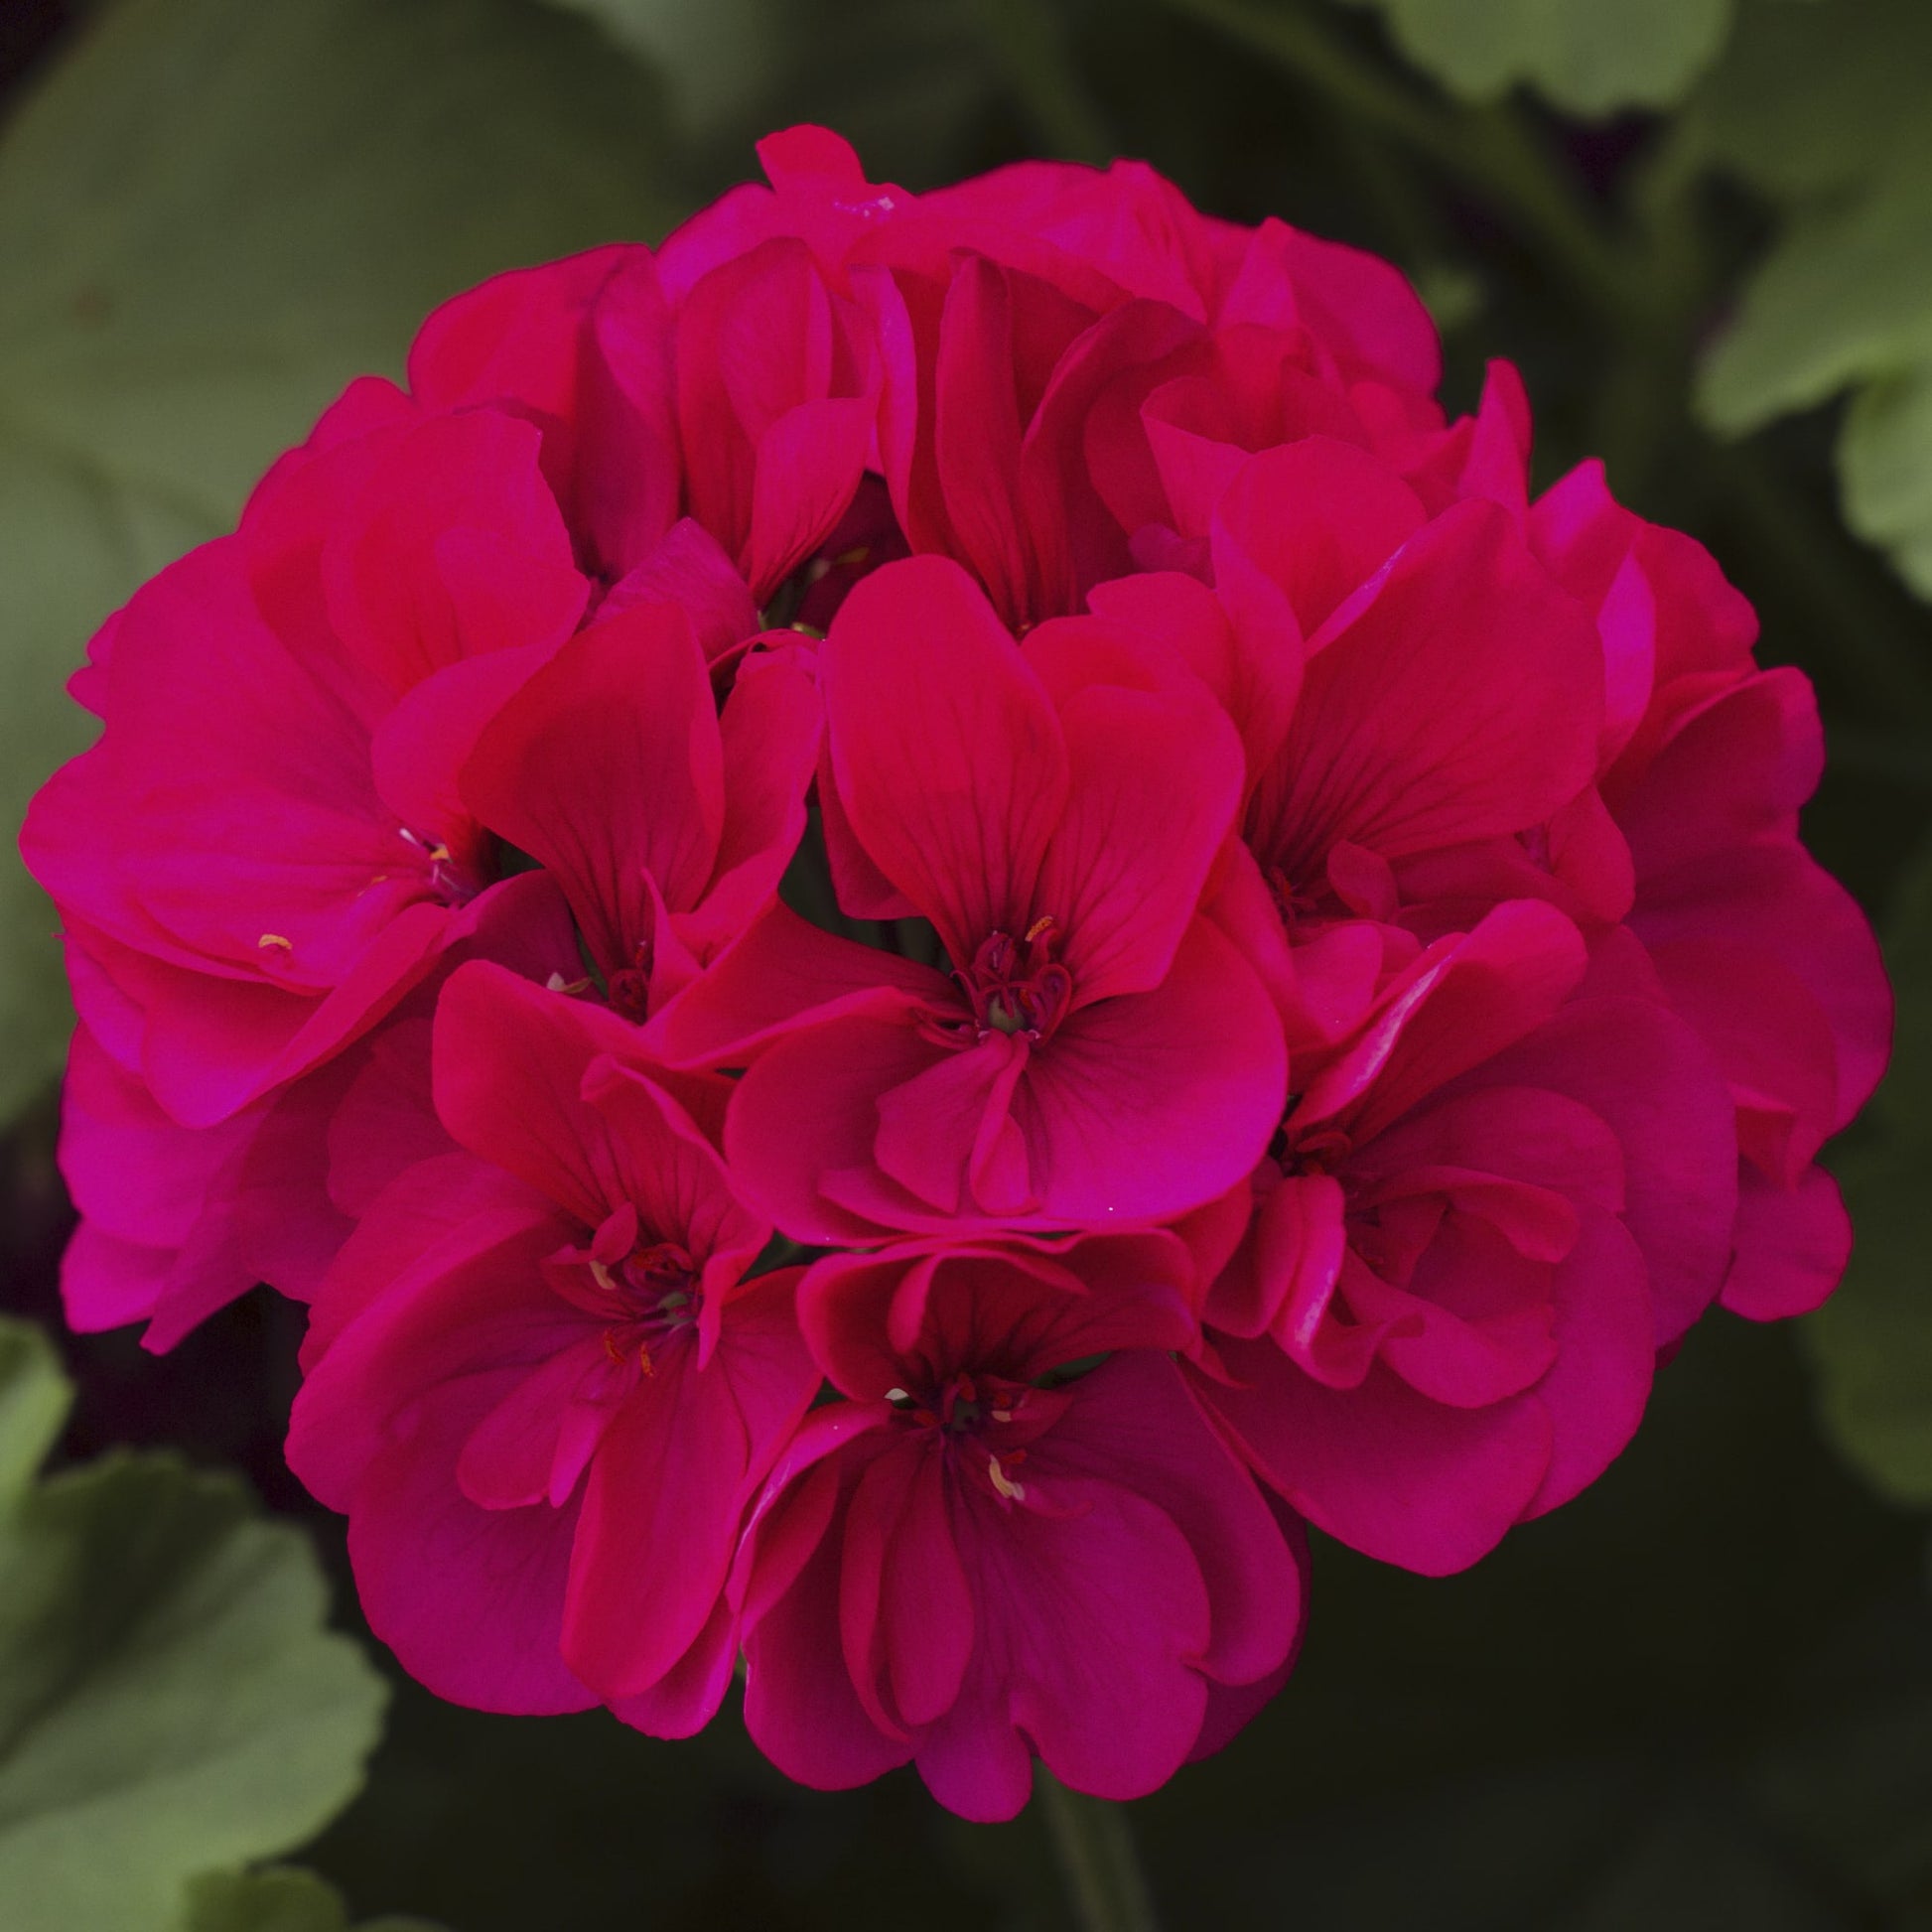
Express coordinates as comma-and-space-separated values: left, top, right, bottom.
21, 128, 1889, 1822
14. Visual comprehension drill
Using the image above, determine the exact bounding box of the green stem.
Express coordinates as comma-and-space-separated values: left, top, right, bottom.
1038, 1771, 1162, 1932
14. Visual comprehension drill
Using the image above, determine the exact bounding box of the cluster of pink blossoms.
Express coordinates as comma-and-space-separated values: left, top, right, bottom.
22, 129, 1890, 1820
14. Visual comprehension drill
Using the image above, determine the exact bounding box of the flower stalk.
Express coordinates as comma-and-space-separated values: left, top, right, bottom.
1039, 1772, 1162, 1932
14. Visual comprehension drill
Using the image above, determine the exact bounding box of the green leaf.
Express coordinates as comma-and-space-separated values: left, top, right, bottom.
1842, 367, 1932, 601
1693, 0, 1932, 200
175, 1867, 445, 1932
1697, 146, 1932, 434
1338, 0, 1734, 116
0, 1318, 71, 1511
1805, 839, 1932, 1505
0, 1317, 389, 1932
0, 0, 676, 1126
1693, 0, 1932, 601
538, 0, 780, 134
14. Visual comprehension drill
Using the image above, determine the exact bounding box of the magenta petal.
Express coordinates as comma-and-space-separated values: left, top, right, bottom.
1249, 498, 1600, 884
1721, 1163, 1853, 1320
608, 1589, 740, 1739
288, 1202, 599, 1712
463, 603, 723, 982
369, 644, 552, 858
1035, 679, 1244, 1003
1018, 918, 1286, 1225
644, 902, 947, 1070
822, 555, 1069, 960
61, 1223, 179, 1336
798, 1236, 1197, 1401
728, 1011, 952, 1242
601, 518, 757, 660
1521, 1207, 1654, 1518
940, 1471, 1210, 1805
743, 1452, 914, 1791
685, 644, 823, 951
1197, 1336, 1553, 1576
748, 394, 876, 601
840, 1442, 975, 1733
1041, 1353, 1300, 1687
456, 1331, 623, 1511
1296, 901, 1587, 1141
1637, 843, 1890, 1137
346, 1390, 596, 1716
1206, 1171, 1347, 1344
1469, 996, 1736, 1346
560, 1347, 751, 1701
1212, 438, 1426, 637
1188, 1501, 1311, 1762
433, 963, 745, 1250
873, 1035, 1034, 1217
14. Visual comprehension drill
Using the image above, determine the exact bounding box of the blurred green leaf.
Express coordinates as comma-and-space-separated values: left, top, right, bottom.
539, 0, 781, 134
1843, 369, 1932, 600
0, 0, 677, 1127
0, 1315, 71, 1506
175, 1867, 445, 1932
0, 1315, 388, 1932
1694, 0, 1932, 602
1806, 836, 1932, 1505
1811, 1143, 1932, 1508
1694, 0, 1930, 199
1337, 0, 1734, 115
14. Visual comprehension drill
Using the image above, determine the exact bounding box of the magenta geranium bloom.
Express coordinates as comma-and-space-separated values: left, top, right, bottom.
1186, 899, 1737, 1575
733, 1234, 1303, 1820
20, 124, 1890, 1816
288, 963, 817, 1731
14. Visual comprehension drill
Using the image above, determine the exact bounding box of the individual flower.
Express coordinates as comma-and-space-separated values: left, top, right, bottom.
733, 1234, 1304, 1819
462, 604, 821, 1024
655, 553, 1287, 1239
289, 963, 818, 1730
1187, 900, 1738, 1575
51, 867, 577, 1348
1527, 462, 1892, 1320
22, 406, 592, 1131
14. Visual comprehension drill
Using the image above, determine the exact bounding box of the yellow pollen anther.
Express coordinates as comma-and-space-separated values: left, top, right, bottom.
1024, 913, 1057, 943
991, 1407, 1014, 1424
590, 1259, 618, 1295
257, 933, 293, 952
987, 1453, 1027, 1502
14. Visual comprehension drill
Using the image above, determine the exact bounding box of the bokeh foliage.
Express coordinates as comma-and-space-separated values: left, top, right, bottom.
0, 1, 1929, 1926
0, 1319, 389, 1932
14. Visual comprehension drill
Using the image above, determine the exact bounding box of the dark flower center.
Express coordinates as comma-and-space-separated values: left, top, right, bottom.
608, 936, 655, 1024
889, 1368, 1069, 1506
576, 1237, 700, 1378
952, 916, 1073, 1043
399, 825, 486, 907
